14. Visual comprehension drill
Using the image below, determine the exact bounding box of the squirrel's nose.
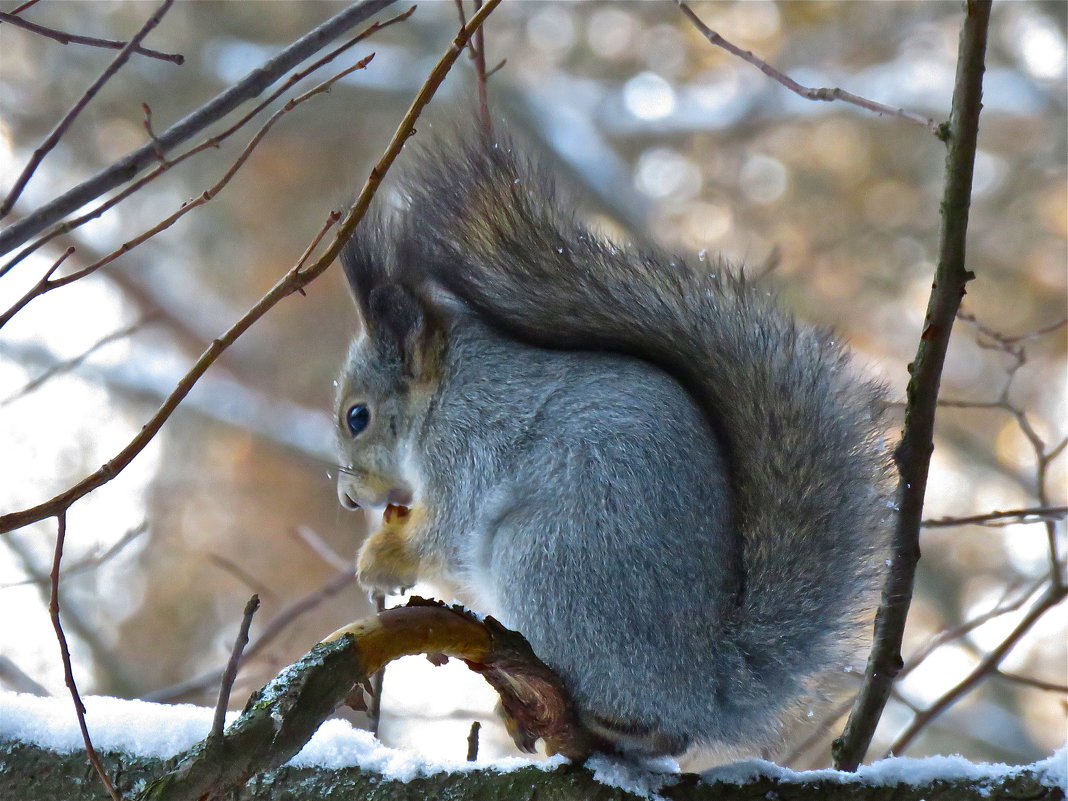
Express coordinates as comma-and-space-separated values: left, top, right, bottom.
339, 491, 361, 510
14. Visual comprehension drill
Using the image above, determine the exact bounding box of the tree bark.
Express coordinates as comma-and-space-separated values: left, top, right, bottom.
0, 738, 1062, 801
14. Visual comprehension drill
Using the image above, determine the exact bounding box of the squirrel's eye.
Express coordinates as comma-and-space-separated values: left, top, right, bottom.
346, 404, 370, 436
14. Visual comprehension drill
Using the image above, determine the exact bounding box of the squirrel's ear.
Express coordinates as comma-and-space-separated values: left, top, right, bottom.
365, 284, 436, 381
340, 216, 390, 320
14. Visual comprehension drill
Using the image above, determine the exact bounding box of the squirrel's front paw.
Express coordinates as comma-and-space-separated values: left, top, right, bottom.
356, 507, 422, 595
355, 551, 418, 596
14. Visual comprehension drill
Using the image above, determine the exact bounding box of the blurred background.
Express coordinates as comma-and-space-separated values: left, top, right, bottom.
0, 0, 1064, 770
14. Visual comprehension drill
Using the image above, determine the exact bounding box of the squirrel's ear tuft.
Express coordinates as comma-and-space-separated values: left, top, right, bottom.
365, 284, 436, 381
340, 214, 390, 321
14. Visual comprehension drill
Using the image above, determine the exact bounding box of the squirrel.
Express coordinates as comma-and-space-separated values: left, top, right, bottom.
333, 133, 889, 758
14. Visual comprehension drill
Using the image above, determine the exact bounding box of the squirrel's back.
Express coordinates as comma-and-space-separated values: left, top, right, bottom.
341, 134, 890, 756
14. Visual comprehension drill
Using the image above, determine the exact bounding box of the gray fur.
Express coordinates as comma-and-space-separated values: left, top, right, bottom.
335, 135, 890, 756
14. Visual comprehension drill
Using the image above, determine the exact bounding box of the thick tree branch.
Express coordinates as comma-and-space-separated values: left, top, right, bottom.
833, 0, 992, 771
139, 598, 591, 801
1, 736, 1062, 801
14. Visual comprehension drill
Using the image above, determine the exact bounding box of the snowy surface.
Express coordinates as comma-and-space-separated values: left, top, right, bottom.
0, 691, 564, 782
0, 690, 1063, 794
704, 749, 1068, 791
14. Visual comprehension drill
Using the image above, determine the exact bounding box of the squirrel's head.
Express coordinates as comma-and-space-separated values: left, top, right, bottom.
335, 221, 444, 513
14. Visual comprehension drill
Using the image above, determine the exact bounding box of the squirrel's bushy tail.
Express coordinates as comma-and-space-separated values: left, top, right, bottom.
399, 135, 890, 733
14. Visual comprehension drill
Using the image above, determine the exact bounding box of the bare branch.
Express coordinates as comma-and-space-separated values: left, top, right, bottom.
144, 568, 357, 703
484, 57, 507, 79
1, 319, 151, 406
0, 9, 184, 63
460, 0, 494, 135
921, 506, 1068, 528
0, 0, 400, 256
675, 0, 942, 135
834, 0, 992, 770
9, 0, 44, 14
48, 512, 123, 801
206, 554, 277, 602
790, 575, 1049, 766
466, 720, 482, 761
885, 583, 1066, 756
368, 593, 387, 736
1, 521, 147, 588
0, 53, 375, 331
995, 669, 1068, 694
0, 4, 417, 279
212, 595, 261, 740
900, 578, 1045, 671
291, 525, 351, 572
0, 0, 176, 220
473, 1, 493, 135
0, 655, 50, 696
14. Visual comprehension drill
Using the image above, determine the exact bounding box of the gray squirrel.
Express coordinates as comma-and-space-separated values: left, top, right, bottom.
334, 134, 889, 758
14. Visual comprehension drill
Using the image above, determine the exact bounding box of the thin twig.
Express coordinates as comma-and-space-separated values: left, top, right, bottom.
144, 568, 356, 703
995, 670, 1068, 694
1, 318, 151, 406
0, 5, 416, 279
960, 310, 1067, 346
207, 554, 277, 602
484, 58, 507, 79
0, 10, 184, 63
453, 0, 492, 134
8, 0, 43, 14
466, 720, 481, 761
1, 521, 147, 588
0, 53, 374, 331
0, 0, 176, 220
0, 0, 502, 536
833, 0, 992, 771
675, 0, 942, 135
885, 583, 1066, 756
472, 0, 492, 135
0, 0, 400, 256
783, 697, 853, 768
951, 310, 1068, 592
292, 525, 351, 572
141, 104, 168, 165
785, 576, 1043, 767
921, 506, 1068, 528
0, 245, 73, 329
4, 530, 138, 694
49, 512, 122, 801
368, 593, 387, 736
0, 655, 50, 696
212, 595, 261, 739
900, 577, 1045, 672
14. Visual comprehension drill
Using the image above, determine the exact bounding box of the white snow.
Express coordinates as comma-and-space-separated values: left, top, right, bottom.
0, 690, 565, 781
587, 753, 681, 800
0, 691, 233, 760
704, 748, 1068, 792
0, 690, 1063, 792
